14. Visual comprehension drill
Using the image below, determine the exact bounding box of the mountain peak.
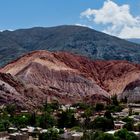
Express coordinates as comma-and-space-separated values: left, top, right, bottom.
0, 25, 140, 67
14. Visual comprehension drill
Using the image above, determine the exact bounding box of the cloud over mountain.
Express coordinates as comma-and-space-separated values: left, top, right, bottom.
81, 0, 140, 38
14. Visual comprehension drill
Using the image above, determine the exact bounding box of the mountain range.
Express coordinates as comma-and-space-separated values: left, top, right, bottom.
0, 25, 140, 67
0, 25, 140, 109
127, 38, 140, 45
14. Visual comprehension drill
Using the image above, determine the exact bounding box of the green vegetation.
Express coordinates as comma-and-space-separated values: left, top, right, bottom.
82, 131, 119, 140
72, 102, 90, 110
0, 95, 138, 140
106, 95, 124, 113
39, 128, 60, 140
43, 102, 59, 112
114, 129, 138, 140
5, 104, 16, 117
58, 109, 78, 128
37, 112, 57, 129
122, 117, 134, 131
91, 116, 114, 131
95, 103, 104, 112
82, 129, 138, 140
0, 103, 58, 130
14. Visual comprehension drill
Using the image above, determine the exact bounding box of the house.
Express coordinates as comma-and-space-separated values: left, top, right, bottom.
114, 121, 126, 130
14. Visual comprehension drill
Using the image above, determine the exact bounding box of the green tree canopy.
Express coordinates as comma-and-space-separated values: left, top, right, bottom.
114, 129, 138, 140
91, 116, 114, 131
57, 109, 78, 128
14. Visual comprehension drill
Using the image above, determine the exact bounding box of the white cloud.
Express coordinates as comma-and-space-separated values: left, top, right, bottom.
81, 0, 140, 38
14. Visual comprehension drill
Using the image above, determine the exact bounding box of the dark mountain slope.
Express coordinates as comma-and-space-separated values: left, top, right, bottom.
127, 38, 140, 45
0, 33, 27, 66
0, 25, 140, 66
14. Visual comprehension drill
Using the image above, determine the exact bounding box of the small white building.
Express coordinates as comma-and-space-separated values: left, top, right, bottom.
114, 121, 126, 130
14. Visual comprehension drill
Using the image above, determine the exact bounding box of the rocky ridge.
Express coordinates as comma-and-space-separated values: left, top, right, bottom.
1, 50, 140, 108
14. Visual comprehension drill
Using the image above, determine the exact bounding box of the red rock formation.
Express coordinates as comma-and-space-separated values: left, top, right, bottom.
53, 52, 140, 95
0, 72, 46, 109
1, 50, 140, 108
0, 51, 110, 106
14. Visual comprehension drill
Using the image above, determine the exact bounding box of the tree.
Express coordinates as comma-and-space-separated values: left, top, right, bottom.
38, 112, 56, 129
43, 102, 59, 113
91, 116, 114, 131
58, 109, 78, 128
123, 122, 134, 131
0, 120, 10, 131
0, 123, 5, 132
82, 131, 119, 140
5, 104, 16, 117
82, 107, 93, 118
81, 130, 98, 140
111, 94, 119, 106
95, 103, 104, 112
106, 104, 123, 113
72, 103, 89, 110
114, 129, 138, 140
83, 117, 91, 130
122, 117, 134, 131
29, 112, 36, 126
12, 114, 31, 128
104, 111, 112, 119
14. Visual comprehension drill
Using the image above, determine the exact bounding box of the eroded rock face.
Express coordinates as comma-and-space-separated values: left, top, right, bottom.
118, 80, 140, 103
0, 73, 47, 109
0, 72, 83, 109
1, 50, 140, 108
0, 51, 111, 107
53, 52, 140, 95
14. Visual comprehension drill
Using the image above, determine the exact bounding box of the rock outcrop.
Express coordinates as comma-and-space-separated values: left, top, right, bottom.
1, 50, 140, 108
0, 51, 111, 109
118, 80, 140, 103
0, 73, 46, 109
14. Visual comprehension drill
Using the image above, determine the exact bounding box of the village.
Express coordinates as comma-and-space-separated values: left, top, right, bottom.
0, 95, 139, 140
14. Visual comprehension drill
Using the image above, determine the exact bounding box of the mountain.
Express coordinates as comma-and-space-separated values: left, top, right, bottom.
1, 50, 140, 108
127, 38, 140, 45
0, 25, 140, 67
0, 50, 111, 108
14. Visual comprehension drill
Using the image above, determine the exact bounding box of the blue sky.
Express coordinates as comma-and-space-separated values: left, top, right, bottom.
0, 0, 140, 38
